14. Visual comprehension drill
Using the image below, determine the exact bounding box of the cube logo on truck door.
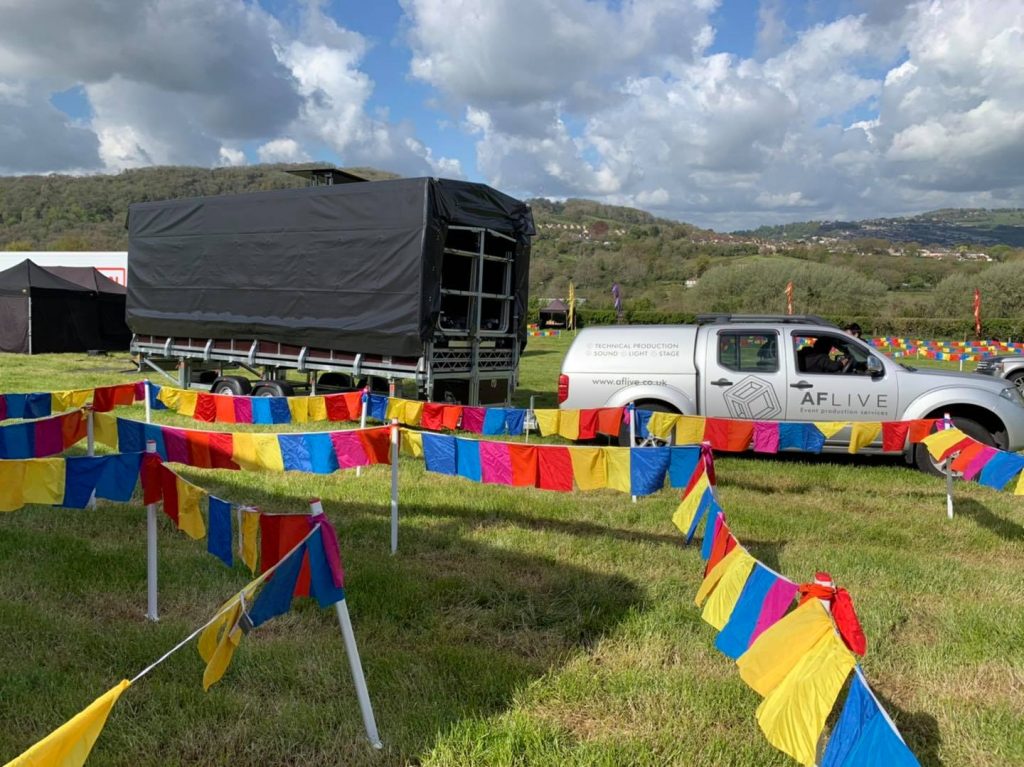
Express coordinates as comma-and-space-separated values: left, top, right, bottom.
723, 375, 783, 419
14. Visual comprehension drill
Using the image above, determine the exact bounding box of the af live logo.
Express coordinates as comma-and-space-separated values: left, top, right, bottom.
801, 392, 888, 408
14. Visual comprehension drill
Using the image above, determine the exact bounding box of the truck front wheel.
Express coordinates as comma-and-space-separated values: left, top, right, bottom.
913, 416, 995, 477
618, 402, 678, 447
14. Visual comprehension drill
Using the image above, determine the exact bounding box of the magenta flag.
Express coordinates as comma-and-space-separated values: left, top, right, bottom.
331, 431, 368, 468
752, 422, 780, 453
750, 578, 798, 643
461, 407, 485, 434
34, 417, 63, 457
163, 427, 189, 464
480, 441, 513, 485
234, 397, 253, 424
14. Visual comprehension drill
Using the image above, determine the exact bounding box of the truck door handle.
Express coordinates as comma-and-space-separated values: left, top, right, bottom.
790, 381, 813, 389
711, 378, 733, 387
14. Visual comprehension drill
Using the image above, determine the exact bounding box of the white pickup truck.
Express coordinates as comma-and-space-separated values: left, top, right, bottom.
558, 315, 1024, 473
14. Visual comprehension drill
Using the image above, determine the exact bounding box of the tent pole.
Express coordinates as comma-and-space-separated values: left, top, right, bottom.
27, 296, 32, 355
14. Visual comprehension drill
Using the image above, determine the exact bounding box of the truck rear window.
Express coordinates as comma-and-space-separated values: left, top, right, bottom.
718, 332, 779, 373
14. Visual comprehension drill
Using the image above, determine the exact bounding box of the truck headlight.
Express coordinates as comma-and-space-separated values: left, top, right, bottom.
999, 386, 1024, 407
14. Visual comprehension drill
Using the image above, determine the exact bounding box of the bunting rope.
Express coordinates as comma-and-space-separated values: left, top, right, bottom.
673, 451, 921, 766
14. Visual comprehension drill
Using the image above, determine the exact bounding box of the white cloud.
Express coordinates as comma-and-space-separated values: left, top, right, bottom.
405, 0, 1024, 229
218, 146, 246, 166
257, 138, 310, 163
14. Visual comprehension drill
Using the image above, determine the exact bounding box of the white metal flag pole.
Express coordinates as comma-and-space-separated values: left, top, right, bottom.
86, 407, 97, 509
308, 499, 383, 749
356, 386, 369, 478
390, 419, 400, 554
628, 403, 637, 504
145, 439, 159, 621
944, 412, 954, 520
144, 379, 152, 424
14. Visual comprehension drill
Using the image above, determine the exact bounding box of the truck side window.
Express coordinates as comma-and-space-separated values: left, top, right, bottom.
718, 332, 779, 373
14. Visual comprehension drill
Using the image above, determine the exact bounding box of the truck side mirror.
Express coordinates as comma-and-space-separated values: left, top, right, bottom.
866, 356, 884, 377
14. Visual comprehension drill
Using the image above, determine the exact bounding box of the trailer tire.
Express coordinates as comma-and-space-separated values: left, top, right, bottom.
252, 381, 295, 398
212, 376, 252, 396
316, 372, 353, 391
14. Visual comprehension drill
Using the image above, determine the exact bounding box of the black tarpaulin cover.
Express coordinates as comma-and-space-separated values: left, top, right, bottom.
0, 260, 131, 353
126, 177, 534, 357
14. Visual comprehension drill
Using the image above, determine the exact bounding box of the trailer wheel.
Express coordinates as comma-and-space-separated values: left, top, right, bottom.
212, 376, 252, 396
316, 372, 353, 391
252, 381, 295, 398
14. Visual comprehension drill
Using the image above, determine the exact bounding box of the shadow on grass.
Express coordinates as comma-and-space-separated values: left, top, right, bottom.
180, 474, 647, 764
873, 688, 943, 767
719, 449, 911, 473
421, 502, 684, 548
954, 497, 1024, 541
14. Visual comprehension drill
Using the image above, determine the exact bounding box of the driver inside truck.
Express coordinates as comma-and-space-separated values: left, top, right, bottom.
799, 337, 848, 374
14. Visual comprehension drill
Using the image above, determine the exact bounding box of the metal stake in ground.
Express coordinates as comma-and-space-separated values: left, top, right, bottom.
356, 386, 369, 478
944, 412, 955, 520
390, 418, 399, 554
308, 498, 383, 749
86, 406, 96, 510
145, 439, 159, 622
628, 402, 637, 503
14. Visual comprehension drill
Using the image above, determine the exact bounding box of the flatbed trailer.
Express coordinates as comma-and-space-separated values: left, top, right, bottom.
127, 179, 533, 404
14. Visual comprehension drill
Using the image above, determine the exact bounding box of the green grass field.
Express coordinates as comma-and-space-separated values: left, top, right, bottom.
0, 339, 1022, 767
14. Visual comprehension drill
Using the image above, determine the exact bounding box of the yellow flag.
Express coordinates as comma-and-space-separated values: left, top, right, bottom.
675, 416, 706, 445
737, 600, 833, 697
557, 409, 580, 441
533, 409, 560, 437
672, 472, 710, 535
51, 389, 91, 413
240, 509, 260, 574
385, 397, 405, 422
175, 477, 207, 540
695, 545, 743, 607
307, 396, 328, 422
702, 548, 756, 630
23, 459, 67, 507
197, 580, 261, 691
0, 462, 26, 512
92, 412, 119, 450
402, 400, 424, 427
756, 630, 855, 766
252, 434, 284, 472
814, 421, 848, 439
921, 428, 967, 460
602, 447, 632, 493
1016, 470, 1024, 495
4, 680, 131, 767
287, 397, 309, 424
569, 447, 606, 490
231, 433, 258, 471
401, 430, 424, 458
848, 422, 882, 453
647, 412, 680, 440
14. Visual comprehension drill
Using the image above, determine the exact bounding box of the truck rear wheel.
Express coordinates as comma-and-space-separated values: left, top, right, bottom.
252, 381, 295, 398
618, 402, 678, 447
212, 376, 252, 396
913, 416, 994, 477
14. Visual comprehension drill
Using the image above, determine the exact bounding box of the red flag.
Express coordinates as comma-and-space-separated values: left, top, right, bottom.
785, 281, 794, 315
973, 288, 981, 337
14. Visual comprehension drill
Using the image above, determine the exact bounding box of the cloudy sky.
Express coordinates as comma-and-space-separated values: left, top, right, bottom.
1, 0, 1022, 230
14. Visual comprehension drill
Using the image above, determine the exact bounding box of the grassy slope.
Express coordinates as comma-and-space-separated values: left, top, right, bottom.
0, 341, 1021, 767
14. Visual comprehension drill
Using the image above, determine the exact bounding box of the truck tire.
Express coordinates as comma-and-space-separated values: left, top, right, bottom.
1008, 370, 1024, 396
211, 376, 252, 396
619, 402, 678, 447
252, 381, 295, 398
913, 416, 994, 477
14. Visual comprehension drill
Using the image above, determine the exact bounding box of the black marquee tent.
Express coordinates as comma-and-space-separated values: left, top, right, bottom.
0, 260, 131, 354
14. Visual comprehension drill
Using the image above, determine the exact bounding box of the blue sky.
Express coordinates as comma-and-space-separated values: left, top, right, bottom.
4, 0, 1024, 230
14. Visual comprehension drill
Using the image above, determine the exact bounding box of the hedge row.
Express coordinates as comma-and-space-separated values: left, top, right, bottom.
554, 310, 1024, 340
